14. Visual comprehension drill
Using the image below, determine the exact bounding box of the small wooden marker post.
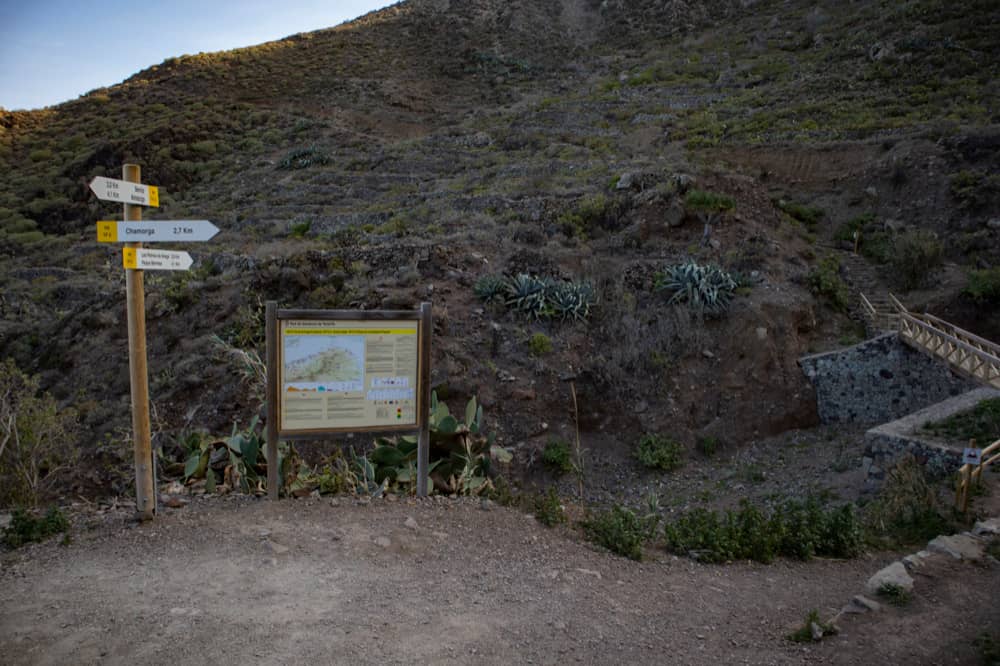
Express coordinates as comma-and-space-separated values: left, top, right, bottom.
123, 164, 156, 520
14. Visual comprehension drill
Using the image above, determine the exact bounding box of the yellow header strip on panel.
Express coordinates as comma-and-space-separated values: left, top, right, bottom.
284, 328, 416, 336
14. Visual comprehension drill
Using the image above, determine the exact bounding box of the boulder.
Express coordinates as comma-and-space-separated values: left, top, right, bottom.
866, 561, 913, 595
927, 534, 984, 561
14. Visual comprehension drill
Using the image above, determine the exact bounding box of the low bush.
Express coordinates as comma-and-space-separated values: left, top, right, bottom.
685, 189, 735, 212
541, 439, 574, 474
696, 436, 719, 458
877, 582, 911, 606
964, 267, 1000, 304
889, 230, 943, 290
807, 255, 849, 311
3, 506, 69, 547
634, 434, 684, 471
582, 504, 659, 561
528, 332, 553, 356
0, 360, 78, 507
663, 498, 863, 564
534, 488, 567, 527
865, 455, 952, 546
776, 199, 824, 229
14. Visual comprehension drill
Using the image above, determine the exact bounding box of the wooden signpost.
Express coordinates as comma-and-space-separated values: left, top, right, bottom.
90, 164, 218, 520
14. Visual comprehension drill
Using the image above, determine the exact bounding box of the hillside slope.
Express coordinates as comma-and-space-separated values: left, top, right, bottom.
0, 0, 998, 501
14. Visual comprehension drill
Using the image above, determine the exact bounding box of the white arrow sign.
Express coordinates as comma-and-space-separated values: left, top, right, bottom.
97, 220, 219, 243
90, 176, 160, 207
123, 248, 192, 271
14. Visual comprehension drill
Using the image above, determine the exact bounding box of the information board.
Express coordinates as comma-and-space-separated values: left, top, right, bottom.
278, 318, 421, 432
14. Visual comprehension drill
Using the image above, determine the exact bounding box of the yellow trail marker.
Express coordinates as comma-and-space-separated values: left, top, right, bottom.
97, 221, 118, 243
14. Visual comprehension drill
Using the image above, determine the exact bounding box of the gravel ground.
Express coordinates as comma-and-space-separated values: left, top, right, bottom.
2, 491, 999, 665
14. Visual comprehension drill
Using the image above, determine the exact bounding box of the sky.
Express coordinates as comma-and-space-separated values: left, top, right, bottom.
0, 0, 396, 111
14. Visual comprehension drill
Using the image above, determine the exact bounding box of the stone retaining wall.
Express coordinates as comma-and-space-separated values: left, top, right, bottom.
798, 334, 976, 425
862, 387, 1000, 486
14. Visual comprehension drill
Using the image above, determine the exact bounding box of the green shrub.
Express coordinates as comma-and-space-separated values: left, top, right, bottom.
696, 436, 719, 458
807, 255, 850, 311
684, 189, 735, 212
528, 332, 553, 356
877, 582, 911, 606
289, 220, 311, 238
663, 498, 862, 564
976, 632, 1000, 666
534, 487, 567, 527
634, 434, 684, 471
541, 439, 574, 474
582, 504, 658, 561
3, 506, 69, 547
0, 360, 78, 507
277, 146, 330, 170
776, 199, 824, 229
950, 170, 1000, 210
889, 230, 943, 290
964, 267, 1000, 303
865, 455, 952, 546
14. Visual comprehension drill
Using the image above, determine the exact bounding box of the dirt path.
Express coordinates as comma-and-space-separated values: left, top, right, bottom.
2, 497, 998, 665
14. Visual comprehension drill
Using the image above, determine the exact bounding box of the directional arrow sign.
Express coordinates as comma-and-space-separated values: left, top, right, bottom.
123, 248, 192, 271
97, 220, 219, 243
90, 176, 160, 207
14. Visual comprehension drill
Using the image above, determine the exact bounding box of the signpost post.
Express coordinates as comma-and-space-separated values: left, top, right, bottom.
122, 164, 155, 521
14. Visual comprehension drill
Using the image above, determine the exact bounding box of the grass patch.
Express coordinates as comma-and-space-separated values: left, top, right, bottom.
634, 434, 684, 471
787, 609, 837, 643
923, 398, 1000, 445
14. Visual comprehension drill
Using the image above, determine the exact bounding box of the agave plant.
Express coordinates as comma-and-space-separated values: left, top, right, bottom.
505, 273, 549, 319
473, 274, 509, 303
655, 261, 737, 314
547, 280, 597, 321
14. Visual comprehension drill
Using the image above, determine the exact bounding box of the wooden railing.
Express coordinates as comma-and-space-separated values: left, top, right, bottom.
859, 292, 899, 333
956, 438, 1000, 511
897, 315, 1000, 388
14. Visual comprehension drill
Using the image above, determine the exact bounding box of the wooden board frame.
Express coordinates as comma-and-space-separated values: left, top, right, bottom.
266, 302, 432, 498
